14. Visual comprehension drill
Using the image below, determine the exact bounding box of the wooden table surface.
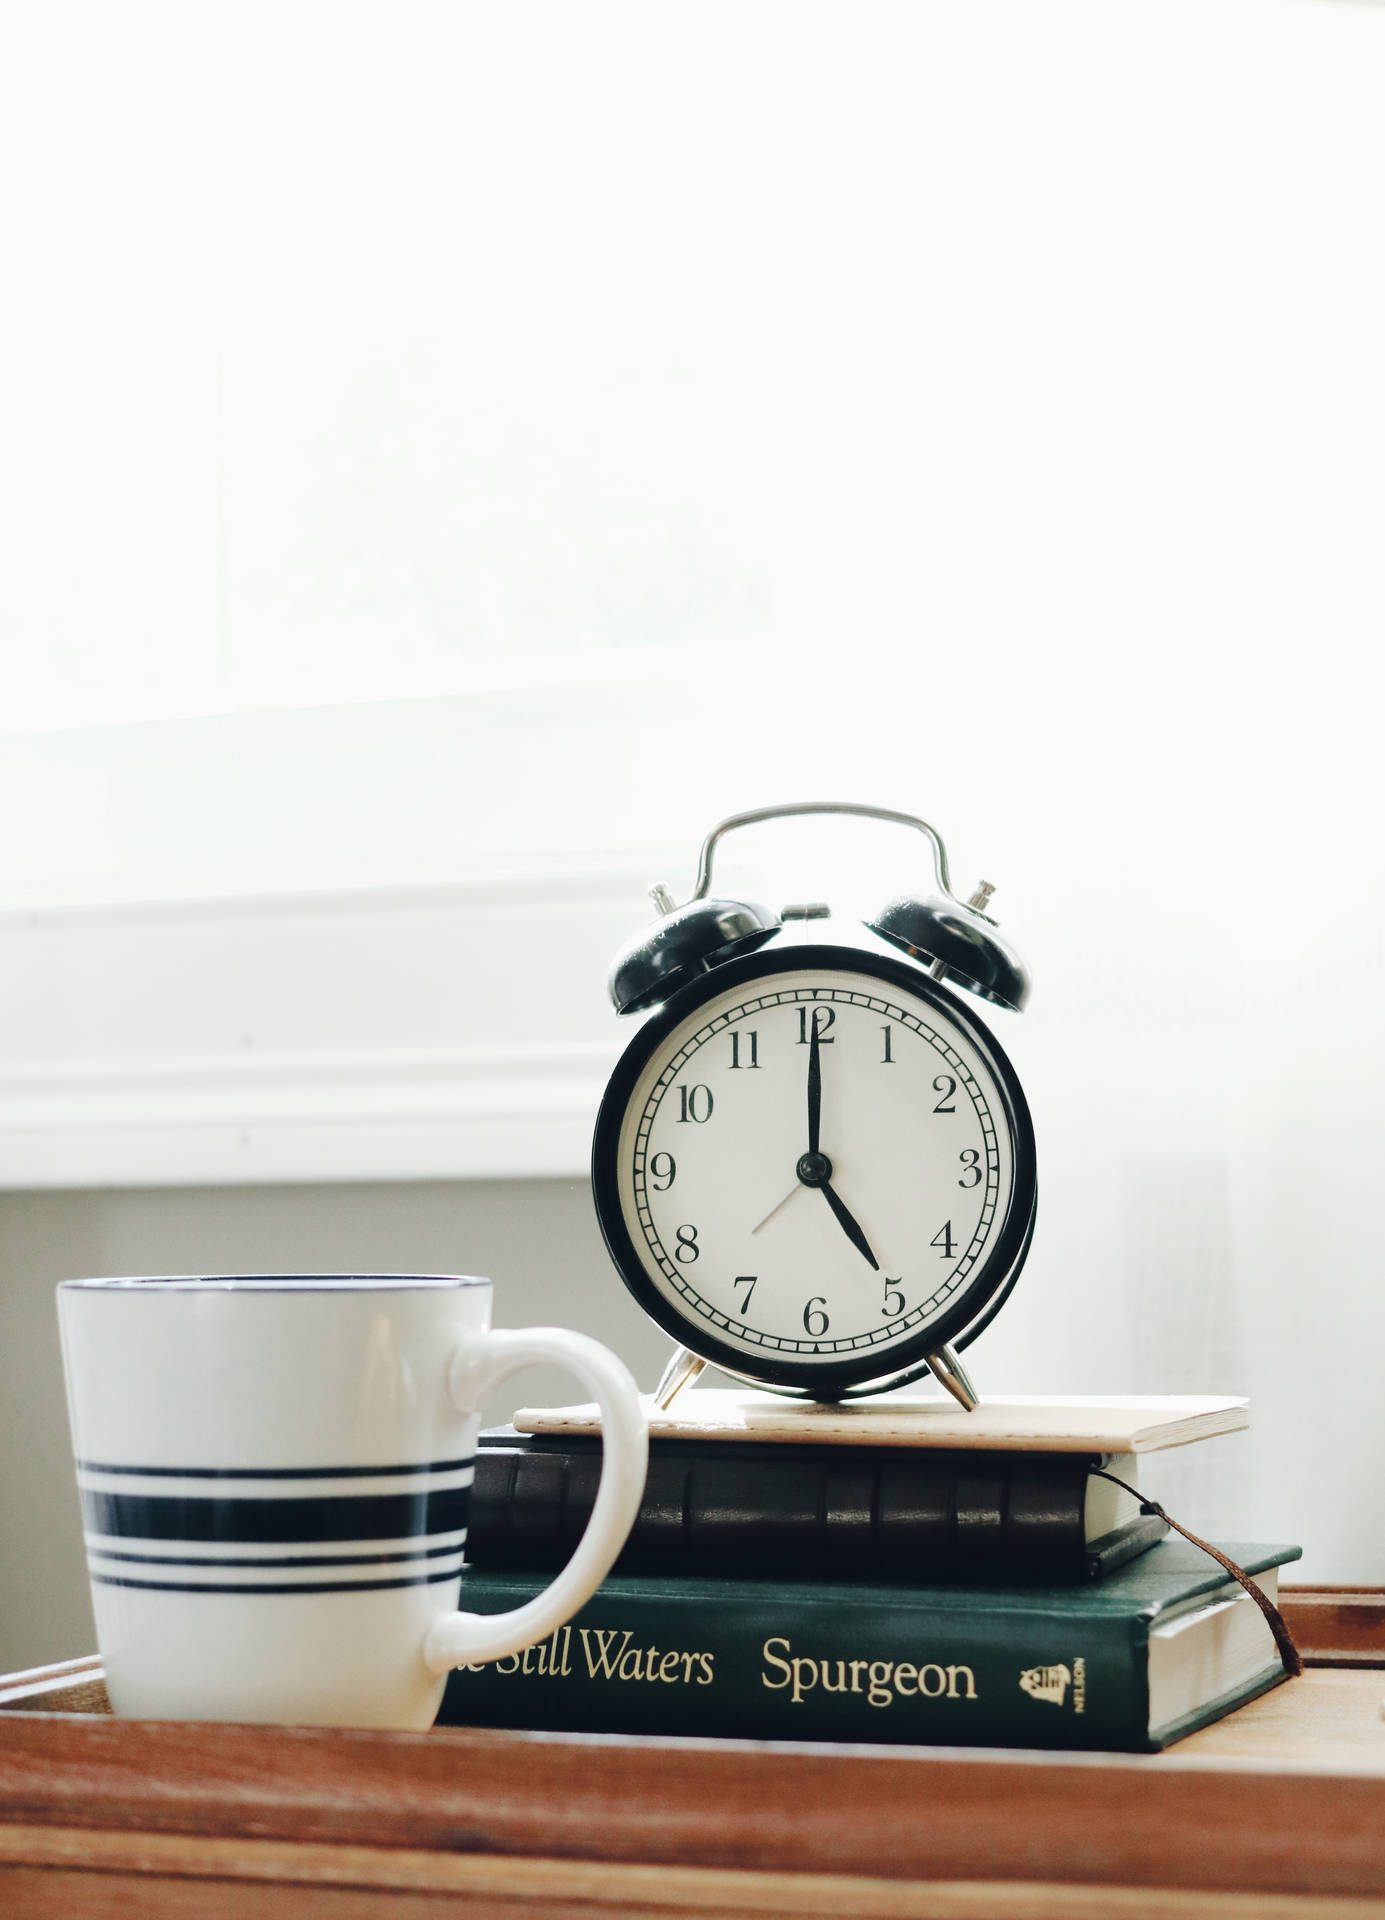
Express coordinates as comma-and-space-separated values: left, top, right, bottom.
1, 1588, 1382, 1919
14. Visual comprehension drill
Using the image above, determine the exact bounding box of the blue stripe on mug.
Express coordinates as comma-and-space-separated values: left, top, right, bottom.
79, 1484, 471, 1544
83, 1542, 467, 1570
75, 1456, 473, 1480
86, 1564, 466, 1597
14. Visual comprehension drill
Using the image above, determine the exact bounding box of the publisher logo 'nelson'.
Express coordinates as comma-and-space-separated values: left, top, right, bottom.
1019, 1664, 1072, 1707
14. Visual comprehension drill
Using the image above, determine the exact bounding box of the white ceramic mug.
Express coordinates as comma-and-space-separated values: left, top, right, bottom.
56, 1274, 647, 1729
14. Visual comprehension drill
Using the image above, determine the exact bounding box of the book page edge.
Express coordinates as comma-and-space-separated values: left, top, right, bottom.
511, 1396, 1251, 1453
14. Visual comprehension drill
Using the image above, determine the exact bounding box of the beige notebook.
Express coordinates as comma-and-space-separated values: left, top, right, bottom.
512, 1390, 1249, 1455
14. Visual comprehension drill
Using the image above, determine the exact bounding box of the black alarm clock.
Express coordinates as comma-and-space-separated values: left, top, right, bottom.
591, 802, 1037, 1411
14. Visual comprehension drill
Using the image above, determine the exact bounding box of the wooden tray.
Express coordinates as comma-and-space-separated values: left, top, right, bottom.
2, 1588, 1383, 1918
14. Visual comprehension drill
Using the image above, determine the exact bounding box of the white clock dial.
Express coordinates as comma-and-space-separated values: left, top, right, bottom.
614, 966, 1016, 1369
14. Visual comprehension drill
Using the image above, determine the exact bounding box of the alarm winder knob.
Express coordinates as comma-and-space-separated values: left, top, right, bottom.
607, 896, 781, 1015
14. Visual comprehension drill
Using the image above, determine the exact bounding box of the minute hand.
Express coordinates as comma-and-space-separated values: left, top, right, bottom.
819, 1179, 880, 1271
807, 1009, 822, 1156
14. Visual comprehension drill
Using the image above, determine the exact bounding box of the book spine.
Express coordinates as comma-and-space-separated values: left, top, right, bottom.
439, 1572, 1151, 1750
468, 1447, 1101, 1582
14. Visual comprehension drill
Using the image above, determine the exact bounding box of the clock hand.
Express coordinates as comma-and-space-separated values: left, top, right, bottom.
754, 1166, 880, 1267
799, 1010, 877, 1267
819, 1178, 881, 1271
795, 1144, 882, 1271
755, 1007, 827, 1237
755, 1013, 832, 1237
751, 1183, 802, 1235
806, 1007, 822, 1157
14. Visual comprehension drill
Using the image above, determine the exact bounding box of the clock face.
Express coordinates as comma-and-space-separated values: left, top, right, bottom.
594, 942, 1035, 1391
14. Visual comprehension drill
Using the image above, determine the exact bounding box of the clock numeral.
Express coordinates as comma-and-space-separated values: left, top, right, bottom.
930, 1220, 956, 1259
933, 1074, 958, 1113
882, 1278, 905, 1317
676, 1084, 714, 1123
673, 1224, 700, 1263
729, 1030, 760, 1069
649, 1151, 676, 1191
796, 1006, 836, 1044
803, 1296, 829, 1337
733, 1275, 758, 1315
958, 1148, 982, 1189
880, 1026, 894, 1063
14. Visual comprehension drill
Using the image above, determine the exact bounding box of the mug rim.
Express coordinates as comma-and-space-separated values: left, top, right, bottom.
58, 1274, 490, 1293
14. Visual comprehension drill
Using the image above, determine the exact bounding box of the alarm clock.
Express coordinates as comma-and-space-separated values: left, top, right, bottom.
591, 802, 1037, 1411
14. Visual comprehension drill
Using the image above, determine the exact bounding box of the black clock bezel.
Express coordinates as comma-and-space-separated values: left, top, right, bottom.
591, 937, 1038, 1396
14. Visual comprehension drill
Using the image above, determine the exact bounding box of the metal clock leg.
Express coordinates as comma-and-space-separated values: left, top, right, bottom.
925, 1343, 979, 1411
653, 1344, 707, 1409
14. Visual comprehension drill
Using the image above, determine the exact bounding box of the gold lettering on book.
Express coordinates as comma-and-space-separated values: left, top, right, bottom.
948, 1663, 977, 1699
468, 1625, 575, 1678
467, 1626, 713, 1684
761, 1638, 978, 1707
580, 1626, 632, 1679
578, 1628, 713, 1684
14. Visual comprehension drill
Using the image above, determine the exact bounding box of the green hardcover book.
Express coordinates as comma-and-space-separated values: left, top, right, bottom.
439, 1539, 1300, 1752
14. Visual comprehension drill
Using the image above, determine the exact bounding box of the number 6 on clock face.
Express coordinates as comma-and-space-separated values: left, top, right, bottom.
592, 941, 1037, 1397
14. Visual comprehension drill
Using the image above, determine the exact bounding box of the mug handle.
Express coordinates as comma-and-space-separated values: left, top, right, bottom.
422, 1327, 648, 1673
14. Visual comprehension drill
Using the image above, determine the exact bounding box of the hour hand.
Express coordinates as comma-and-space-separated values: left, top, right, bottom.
819, 1178, 880, 1271
797, 1148, 881, 1271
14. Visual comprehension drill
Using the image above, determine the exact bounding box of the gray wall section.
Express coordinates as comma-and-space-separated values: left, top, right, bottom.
0, 1179, 679, 1676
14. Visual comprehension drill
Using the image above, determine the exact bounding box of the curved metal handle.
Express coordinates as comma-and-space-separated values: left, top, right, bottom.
691, 801, 957, 904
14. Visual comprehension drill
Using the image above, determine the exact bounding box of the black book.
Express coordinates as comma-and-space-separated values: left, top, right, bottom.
468, 1428, 1167, 1583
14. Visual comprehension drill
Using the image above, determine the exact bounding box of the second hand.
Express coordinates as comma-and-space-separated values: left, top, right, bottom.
751, 1184, 802, 1235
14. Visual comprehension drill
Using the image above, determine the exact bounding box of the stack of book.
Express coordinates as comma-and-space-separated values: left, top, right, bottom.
439, 1391, 1300, 1752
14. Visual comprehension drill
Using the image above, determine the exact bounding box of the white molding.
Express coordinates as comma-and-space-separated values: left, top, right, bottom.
0, 874, 647, 1189
0, 1040, 621, 1188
